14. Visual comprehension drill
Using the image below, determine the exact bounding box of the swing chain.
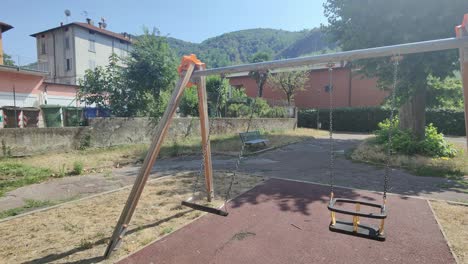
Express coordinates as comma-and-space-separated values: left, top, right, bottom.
192, 76, 225, 199
224, 82, 259, 208
327, 63, 335, 195
383, 55, 400, 200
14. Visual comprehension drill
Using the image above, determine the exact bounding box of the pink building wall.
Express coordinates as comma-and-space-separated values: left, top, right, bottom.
0, 69, 80, 107
229, 67, 388, 109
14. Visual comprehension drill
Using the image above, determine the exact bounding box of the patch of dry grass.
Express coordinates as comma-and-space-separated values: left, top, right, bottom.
430, 201, 468, 263
0, 171, 265, 264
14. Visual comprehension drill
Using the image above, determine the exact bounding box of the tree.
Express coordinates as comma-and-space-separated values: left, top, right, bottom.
323, 0, 466, 139
248, 52, 271, 97
125, 27, 178, 117
3, 53, 16, 66
267, 70, 309, 106
206, 76, 229, 116
79, 54, 137, 116
179, 76, 230, 117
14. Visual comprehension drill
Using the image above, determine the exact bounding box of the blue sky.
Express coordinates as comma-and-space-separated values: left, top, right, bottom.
2, 0, 327, 64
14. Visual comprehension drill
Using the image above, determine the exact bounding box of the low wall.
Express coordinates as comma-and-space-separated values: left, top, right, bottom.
0, 127, 91, 156
0, 117, 296, 156
87, 117, 296, 147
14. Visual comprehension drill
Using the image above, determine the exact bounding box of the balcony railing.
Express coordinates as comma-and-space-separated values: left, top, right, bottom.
3, 54, 49, 73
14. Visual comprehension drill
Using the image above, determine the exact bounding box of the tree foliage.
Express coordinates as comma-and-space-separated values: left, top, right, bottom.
426, 76, 464, 110
79, 28, 178, 118
268, 70, 310, 105
248, 52, 272, 97
3, 53, 15, 66
323, 0, 466, 139
179, 76, 231, 117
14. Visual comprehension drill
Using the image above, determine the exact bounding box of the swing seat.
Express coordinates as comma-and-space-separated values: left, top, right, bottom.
181, 201, 229, 217
327, 198, 386, 241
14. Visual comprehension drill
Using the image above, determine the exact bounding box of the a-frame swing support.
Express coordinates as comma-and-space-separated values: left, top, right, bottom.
105, 14, 468, 259
104, 56, 212, 258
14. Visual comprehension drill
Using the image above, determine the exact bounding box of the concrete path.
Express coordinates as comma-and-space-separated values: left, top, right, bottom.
1, 133, 466, 212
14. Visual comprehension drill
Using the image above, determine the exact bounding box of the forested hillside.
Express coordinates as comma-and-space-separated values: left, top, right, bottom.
167, 28, 334, 68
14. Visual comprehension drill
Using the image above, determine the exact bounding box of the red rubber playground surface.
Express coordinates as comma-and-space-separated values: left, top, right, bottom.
118, 178, 456, 264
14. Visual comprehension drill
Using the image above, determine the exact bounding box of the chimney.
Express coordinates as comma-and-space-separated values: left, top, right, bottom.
86, 18, 93, 25
60, 22, 63, 26
98, 22, 103, 29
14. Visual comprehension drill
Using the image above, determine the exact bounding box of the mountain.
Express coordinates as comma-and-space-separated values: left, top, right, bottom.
167, 28, 334, 68
275, 28, 336, 58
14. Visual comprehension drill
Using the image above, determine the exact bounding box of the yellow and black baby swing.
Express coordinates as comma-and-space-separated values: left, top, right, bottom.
326, 56, 400, 241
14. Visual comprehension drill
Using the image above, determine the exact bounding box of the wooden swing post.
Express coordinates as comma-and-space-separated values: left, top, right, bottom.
456, 14, 468, 149
196, 64, 215, 202
104, 55, 213, 258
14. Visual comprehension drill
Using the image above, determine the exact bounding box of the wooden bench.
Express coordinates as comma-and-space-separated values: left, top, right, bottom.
239, 130, 269, 147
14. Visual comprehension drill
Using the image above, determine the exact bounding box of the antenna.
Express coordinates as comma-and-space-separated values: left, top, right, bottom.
64, 9, 71, 23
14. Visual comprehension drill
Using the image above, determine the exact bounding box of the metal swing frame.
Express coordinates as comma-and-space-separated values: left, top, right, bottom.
104, 15, 468, 258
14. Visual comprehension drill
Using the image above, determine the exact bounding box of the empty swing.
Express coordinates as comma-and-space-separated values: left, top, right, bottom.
325, 56, 400, 241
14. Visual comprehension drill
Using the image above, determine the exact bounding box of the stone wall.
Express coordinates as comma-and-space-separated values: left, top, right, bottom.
0, 127, 91, 156
0, 117, 296, 156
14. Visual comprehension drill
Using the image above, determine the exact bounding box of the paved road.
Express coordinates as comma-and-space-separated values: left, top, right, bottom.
1, 133, 466, 212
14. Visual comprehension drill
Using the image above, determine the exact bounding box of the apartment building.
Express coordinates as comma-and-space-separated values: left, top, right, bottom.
31, 19, 132, 85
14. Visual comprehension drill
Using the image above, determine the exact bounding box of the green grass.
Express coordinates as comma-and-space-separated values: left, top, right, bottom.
0, 163, 54, 196
159, 226, 174, 235
0, 199, 56, 219
0, 129, 325, 197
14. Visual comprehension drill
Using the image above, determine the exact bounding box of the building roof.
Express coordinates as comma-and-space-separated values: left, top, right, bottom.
0, 64, 48, 77
30, 22, 132, 43
0, 22, 13, 33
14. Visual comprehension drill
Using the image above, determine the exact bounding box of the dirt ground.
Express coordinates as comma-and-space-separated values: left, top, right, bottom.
0, 171, 265, 264
430, 201, 468, 264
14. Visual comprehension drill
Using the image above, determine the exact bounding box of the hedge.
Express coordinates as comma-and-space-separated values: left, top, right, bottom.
298, 107, 466, 136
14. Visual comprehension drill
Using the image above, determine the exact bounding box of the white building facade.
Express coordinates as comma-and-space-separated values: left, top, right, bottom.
31, 20, 132, 85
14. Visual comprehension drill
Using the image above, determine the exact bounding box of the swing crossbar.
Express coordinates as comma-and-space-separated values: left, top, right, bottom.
181, 201, 229, 217
328, 198, 386, 219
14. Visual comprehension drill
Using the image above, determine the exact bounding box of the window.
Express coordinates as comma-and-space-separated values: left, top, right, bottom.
66, 58, 72, 71
325, 85, 333, 93
88, 59, 96, 70
65, 37, 70, 49
89, 39, 96, 52
41, 41, 46, 54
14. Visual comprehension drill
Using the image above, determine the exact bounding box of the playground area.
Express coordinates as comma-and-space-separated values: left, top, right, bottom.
0, 135, 466, 263
0, 9, 467, 264
119, 179, 458, 264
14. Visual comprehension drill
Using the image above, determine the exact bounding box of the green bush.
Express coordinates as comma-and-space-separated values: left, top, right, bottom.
71, 161, 84, 175
265, 106, 288, 118
375, 117, 457, 158
179, 86, 199, 117
227, 103, 251, 117
298, 107, 466, 136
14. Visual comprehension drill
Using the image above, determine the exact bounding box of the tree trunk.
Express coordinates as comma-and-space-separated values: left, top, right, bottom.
286, 93, 292, 106
257, 73, 267, 97
398, 85, 426, 140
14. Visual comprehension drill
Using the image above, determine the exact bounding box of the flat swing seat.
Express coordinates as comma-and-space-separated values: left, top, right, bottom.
181, 201, 229, 217
327, 198, 387, 241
